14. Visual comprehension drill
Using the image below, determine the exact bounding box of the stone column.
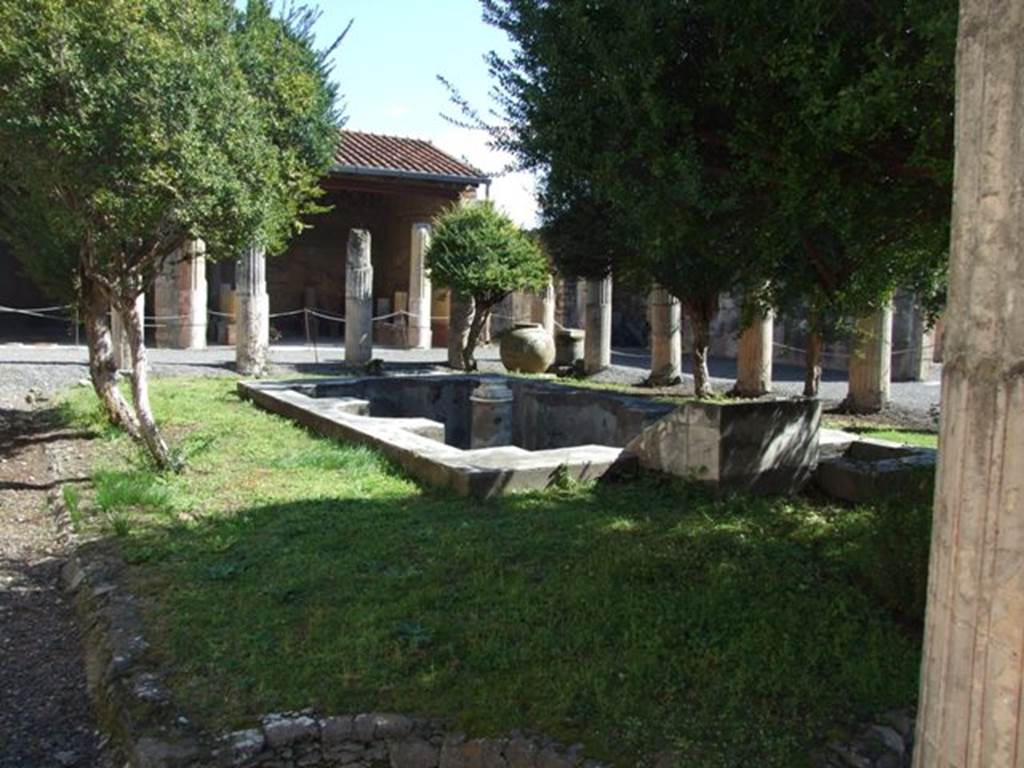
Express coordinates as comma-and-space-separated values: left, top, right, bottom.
845, 303, 892, 412
344, 230, 376, 364
235, 246, 269, 376
537, 275, 556, 337
153, 240, 207, 349
574, 279, 588, 329
447, 291, 475, 369
408, 223, 433, 350
914, 3, 1024, 765
111, 293, 144, 371
345, 229, 373, 364
891, 295, 935, 382
647, 286, 681, 386
583, 275, 612, 374
734, 310, 774, 397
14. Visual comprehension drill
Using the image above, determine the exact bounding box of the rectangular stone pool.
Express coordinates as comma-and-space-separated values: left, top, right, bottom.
239, 375, 676, 496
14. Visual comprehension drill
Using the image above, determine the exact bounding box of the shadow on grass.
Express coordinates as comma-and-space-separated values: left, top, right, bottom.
92, 477, 923, 767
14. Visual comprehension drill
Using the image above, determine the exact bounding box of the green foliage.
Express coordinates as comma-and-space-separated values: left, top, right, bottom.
0, 0, 341, 301
60, 378, 924, 766
829, 470, 935, 627
426, 201, 548, 306
482, 0, 956, 331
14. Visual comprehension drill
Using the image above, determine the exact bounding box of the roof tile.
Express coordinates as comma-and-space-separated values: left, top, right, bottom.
334, 130, 487, 182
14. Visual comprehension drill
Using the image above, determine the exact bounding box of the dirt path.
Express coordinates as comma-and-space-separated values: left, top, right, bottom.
0, 398, 109, 768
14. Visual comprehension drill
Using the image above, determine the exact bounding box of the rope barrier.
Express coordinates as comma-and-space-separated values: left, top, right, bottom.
0, 306, 74, 321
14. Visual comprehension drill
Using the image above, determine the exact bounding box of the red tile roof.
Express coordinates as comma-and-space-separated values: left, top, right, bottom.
333, 130, 488, 184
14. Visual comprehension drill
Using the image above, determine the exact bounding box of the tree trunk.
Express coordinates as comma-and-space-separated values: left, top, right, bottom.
914, 2, 1024, 764
81, 275, 140, 437
121, 296, 176, 471
804, 326, 823, 397
462, 303, 491, 372
685, 303, 713, 398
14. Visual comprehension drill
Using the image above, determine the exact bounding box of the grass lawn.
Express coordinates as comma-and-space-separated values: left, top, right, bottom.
62, 378, 924, 767
856, 428, 938, 449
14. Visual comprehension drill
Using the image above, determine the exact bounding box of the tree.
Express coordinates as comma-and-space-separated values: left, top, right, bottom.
719, 0, 956, 394
427, 201, 549, 370
480, 0, 765, 397
481, 0, 955, 397
0, 0, 341, 468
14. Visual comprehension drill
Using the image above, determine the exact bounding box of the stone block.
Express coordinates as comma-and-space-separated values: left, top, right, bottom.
263, 714, 319, 749
440, 736, 507, 768
322, 716, 355, 746
374, 713, 414, 739
390, 737, 440, 768
623, 398, 821, 494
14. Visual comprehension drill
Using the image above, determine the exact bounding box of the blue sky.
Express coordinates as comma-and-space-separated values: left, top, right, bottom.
306, 0, 539, 226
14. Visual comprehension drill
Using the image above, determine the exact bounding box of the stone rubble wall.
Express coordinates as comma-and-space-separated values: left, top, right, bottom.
222, 711, 597, 768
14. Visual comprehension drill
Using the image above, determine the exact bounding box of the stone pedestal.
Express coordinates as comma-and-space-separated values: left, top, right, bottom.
154, 240, 207, 349
236, 246, 269, 376
583, 275, 612, 375
470, 381, 514, 448
845, 304, 892, 412
734, 310, 774, 397
447, 292, 475, 369
914, 5, 1024, 765
111, 293, 144, 371
648, 286, 681, 385
408, 223, 432, 350
345, 229, 373, 364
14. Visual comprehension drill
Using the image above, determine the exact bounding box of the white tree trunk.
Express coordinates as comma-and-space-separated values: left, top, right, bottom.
122, 297, 174, 470
914, 2, 1024, 765
82, 274, 139, 437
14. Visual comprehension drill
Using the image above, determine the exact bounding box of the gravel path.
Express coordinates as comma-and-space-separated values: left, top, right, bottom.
0, 396, 111, 768
0, 342, 941, 425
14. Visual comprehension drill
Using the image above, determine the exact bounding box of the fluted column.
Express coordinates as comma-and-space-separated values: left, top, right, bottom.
111, 293, 144, 371
235, 246, 269, 376
914, 2, 1024, 765
647, 286, 681, 385
153, 240, 207, 349
845, 303, 892, 412
734, 309, 774, 397
583, 275, 612, 374
408, 223, 433, 350
345, 229, 373, 364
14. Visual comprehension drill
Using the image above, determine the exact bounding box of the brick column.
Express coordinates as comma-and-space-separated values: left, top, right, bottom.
235, 246, 269, 376
408, 223, 433, 350
153, 240, 207, 349
845, 303, 892, 412
583, 275, 612, 374
647, 285, 681, 385
345, 229, 373, 364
